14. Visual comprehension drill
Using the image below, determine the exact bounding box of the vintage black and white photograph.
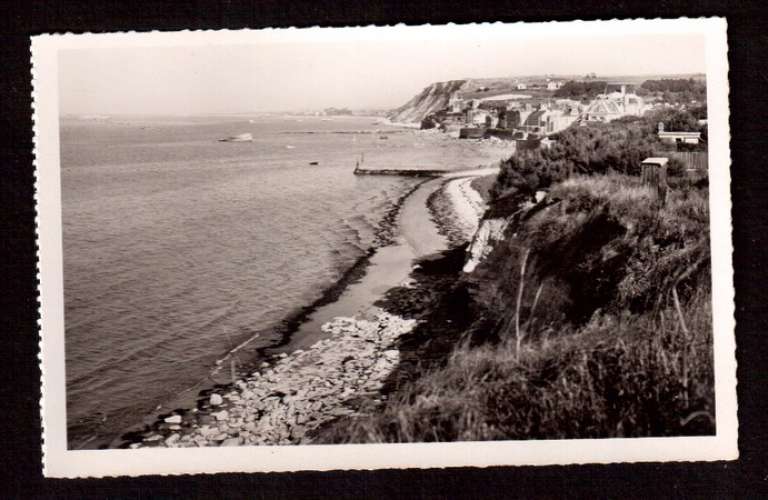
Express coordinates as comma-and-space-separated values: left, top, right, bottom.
35, 19, 736, 477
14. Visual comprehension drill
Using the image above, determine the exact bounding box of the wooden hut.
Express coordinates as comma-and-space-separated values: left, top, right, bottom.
641, 157, 669, 205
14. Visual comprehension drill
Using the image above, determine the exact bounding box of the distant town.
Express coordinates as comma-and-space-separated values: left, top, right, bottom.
391, 74, 707, 148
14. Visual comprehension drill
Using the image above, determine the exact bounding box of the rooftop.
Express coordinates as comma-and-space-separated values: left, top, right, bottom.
642, 157, 669, 166
658, 131, 701, 137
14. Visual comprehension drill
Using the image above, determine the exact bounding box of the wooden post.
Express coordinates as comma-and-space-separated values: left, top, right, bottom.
641, 161, 668, 206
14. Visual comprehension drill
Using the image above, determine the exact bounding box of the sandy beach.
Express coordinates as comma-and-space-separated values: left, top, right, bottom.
125, 167, 491, 449
443, 175, 490, 239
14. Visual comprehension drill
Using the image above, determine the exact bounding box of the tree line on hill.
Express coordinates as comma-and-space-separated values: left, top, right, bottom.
640, 78, 702, 93
553, 80, 610, 100
637, 78, 707, 104
553, 78, 706, 105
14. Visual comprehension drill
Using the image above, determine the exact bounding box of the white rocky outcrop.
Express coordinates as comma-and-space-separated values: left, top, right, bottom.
389, 80, 467, 124
463, 217, 510, 273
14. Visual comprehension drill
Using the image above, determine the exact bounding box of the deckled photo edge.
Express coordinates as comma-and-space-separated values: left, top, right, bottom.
34, 17, 737, 478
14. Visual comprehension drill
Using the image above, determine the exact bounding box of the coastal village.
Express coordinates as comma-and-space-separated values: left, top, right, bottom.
408, 76, 707, 166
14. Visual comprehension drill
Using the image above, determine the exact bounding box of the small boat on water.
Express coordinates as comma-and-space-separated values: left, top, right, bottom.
219, 133, 253, 142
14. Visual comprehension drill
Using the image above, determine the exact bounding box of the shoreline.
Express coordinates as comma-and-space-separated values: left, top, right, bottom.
100, 178, 427, 449
121, 168, 490, 449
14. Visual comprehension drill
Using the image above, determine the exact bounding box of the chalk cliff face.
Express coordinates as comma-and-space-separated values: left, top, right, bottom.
388, 80, 467, 124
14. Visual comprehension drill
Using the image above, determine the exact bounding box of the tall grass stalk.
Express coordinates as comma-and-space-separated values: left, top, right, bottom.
514, 248, 531, 361
673, 286, 690, 406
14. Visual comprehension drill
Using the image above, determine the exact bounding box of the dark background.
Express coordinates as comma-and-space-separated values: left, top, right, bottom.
1, 1, 766, 497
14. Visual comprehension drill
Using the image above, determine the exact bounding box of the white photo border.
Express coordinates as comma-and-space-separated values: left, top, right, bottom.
34, 17, 737, 478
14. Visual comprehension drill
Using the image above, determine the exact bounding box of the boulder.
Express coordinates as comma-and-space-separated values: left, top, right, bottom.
221, 437, 242, 447
212, 410, 229, 421
163, 414, 182, 424
209, 394, 224, 406
165, 433, 180, 446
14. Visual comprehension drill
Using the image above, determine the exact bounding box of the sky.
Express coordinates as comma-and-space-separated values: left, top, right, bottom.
58, 28, 707, 115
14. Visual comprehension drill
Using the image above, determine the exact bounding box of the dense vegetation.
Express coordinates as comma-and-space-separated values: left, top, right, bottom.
553, 80, 609, 100
491, 107, 708, 199
320, 108, 713, 444
641, 78, 702, 93
638, 78, 707, 105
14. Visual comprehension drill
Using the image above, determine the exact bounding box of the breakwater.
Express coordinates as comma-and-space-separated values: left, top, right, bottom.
353, 167, 449, 177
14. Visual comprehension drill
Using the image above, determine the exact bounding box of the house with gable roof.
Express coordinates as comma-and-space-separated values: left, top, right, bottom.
583, 85, 646, 122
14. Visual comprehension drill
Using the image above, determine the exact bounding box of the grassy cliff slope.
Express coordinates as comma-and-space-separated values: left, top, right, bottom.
320, 173, 713, 443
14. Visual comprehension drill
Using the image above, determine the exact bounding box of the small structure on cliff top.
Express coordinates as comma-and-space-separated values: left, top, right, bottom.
641, 157, 669, 205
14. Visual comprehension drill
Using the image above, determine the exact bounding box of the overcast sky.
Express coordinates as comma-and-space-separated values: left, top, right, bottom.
58, 30, 706, 115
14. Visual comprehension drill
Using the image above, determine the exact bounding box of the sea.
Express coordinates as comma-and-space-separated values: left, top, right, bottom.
61, 114, 506, 448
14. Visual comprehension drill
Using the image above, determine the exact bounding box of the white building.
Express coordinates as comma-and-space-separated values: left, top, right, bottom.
583, 85, 646, 122
520, 106, 579, 135
658, 123, 701, 144
465, 108, 490, 126
448, 96, 465, 113
546, 80, 564, 91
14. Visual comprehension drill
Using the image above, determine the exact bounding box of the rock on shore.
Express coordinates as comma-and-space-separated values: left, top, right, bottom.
133, 310, 417, 448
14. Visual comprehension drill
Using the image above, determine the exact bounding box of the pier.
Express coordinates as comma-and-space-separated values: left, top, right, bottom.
353, 166, 449, 177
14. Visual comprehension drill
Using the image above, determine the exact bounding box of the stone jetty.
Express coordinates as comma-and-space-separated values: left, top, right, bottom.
132, 310, 417, 448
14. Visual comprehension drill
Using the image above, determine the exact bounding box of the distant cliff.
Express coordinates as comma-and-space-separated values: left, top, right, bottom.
388, 80, 467, 124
